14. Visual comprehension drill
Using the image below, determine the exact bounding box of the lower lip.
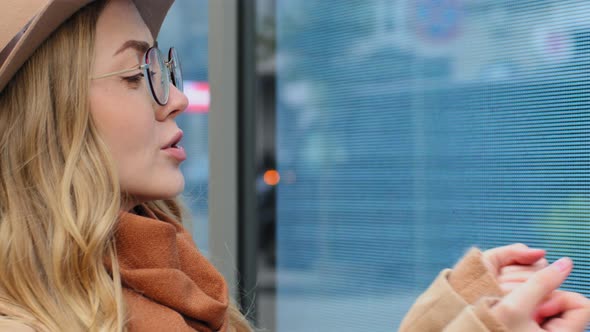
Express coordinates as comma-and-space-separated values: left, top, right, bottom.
162, 146, 187, 162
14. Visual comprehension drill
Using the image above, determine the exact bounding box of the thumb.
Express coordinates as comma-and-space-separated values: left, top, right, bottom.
500, 257, 573, 315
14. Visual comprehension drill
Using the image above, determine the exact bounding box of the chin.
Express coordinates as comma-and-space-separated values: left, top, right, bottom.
126, 173, 185, 202
158, 175, 185, 199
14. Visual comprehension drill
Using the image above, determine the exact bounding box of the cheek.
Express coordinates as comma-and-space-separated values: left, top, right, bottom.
89, 86, 157, 163
89, 85, 185, 201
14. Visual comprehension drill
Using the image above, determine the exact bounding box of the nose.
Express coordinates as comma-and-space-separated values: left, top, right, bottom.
157, 84, 188, 121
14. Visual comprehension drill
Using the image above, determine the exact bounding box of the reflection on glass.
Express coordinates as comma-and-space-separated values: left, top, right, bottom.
266, 1, 590, 331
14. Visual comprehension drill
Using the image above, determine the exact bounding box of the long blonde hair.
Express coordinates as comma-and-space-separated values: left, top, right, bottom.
0, 1, 252, 331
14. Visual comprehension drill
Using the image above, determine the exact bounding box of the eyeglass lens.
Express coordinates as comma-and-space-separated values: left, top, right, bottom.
145, 47, 183, 106
169, 48, 183, 93
146, 48, 169, 105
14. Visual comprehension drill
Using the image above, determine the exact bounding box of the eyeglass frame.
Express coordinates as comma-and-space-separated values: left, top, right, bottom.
91, 46, 183, 106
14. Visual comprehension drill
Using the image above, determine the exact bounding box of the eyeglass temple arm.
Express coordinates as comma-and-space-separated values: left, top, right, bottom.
92, 64, 148, 80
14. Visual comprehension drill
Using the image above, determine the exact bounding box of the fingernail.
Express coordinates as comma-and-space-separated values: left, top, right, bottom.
552, 257, 571, 272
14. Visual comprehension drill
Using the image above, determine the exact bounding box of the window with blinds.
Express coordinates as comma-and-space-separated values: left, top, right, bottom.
273, 1, 590, 330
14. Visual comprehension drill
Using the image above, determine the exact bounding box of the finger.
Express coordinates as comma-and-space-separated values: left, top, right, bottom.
499, 260, 547, 280
536, 258, 550, 268
535, 290, 569, 319
500, 282, 527, 295
542, 293, 590, 332
545, 317, 590, 332
500, 257, 573, 315
501, 282, 556, 298
501, 258, 549, 274
552, 295, 590, 331
484, 243, 546, 271
499, 270, 541, 284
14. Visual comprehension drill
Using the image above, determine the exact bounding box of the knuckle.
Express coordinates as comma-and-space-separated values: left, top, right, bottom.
513, 243, 527, 250
483, 247, 495, 257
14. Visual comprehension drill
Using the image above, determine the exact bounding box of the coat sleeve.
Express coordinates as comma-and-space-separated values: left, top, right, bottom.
398, 248, 507, 332
443, 298, 508, 332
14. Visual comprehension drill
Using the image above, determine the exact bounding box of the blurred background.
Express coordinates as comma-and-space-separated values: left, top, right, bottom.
160, 0, 590, 330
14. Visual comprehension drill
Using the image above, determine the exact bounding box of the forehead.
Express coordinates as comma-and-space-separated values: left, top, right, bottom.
94, 0, 153, 55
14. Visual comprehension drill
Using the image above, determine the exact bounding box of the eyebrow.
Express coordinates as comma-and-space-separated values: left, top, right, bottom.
114, 40, 156, 56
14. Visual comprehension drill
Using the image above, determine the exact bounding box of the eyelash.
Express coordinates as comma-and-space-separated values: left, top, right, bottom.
122, 73, 144, 84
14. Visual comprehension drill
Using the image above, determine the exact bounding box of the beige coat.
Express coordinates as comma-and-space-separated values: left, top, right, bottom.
399, 248, 508, 332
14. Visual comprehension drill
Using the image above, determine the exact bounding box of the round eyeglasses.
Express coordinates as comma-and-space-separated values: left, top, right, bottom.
92, 47, 183, 106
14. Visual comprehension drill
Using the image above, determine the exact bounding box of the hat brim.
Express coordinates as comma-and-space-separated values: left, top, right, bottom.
0, 0, 175, 92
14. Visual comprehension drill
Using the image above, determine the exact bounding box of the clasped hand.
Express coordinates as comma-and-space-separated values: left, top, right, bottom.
483, 244, 590, 331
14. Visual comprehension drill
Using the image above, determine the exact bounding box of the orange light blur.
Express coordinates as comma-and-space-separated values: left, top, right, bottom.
263, 169, 280, 186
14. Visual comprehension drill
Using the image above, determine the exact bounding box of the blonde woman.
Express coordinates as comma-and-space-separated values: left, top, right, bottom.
0, 1, 589, 331
0, 0, 251, 331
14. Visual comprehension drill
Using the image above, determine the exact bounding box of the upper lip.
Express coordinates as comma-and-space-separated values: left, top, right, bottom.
162, 130, 183, 149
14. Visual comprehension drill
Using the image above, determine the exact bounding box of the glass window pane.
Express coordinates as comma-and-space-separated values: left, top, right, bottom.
272, 1, 590, 330
159, 0, 210, 254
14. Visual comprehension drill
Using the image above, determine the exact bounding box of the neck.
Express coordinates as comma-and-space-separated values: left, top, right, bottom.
121, 196, 140, 213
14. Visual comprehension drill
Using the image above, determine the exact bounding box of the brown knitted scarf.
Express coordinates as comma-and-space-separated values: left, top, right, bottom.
113, 207, 229, 332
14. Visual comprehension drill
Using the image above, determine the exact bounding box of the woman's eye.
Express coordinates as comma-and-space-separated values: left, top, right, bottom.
122, 73, 144, 84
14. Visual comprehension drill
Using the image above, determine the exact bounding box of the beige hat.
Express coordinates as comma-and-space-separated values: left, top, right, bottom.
0, 0, 175, 92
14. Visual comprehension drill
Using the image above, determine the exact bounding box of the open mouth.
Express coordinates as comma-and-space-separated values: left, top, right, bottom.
165, 141, 180, 149
162, 131, 187, 162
